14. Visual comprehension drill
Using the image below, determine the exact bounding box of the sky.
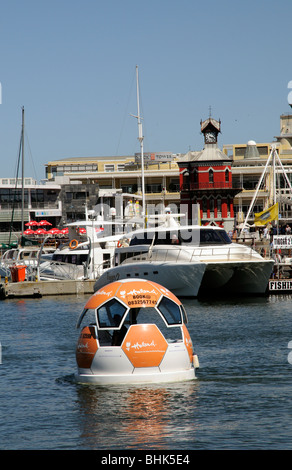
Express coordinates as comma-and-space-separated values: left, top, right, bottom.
0, 0, 291, 182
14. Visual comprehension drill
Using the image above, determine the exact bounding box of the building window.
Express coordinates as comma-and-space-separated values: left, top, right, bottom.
225, 169, 229, 183
105, 164, 115, 172
209, 169, 214, 184
202, 197, 208, 212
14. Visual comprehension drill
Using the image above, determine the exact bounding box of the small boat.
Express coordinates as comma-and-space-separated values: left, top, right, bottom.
39, 220, 119, 281
75, 278, 199, 384
0, 245, 56, 281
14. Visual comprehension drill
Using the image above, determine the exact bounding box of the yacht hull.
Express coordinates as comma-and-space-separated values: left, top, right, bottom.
199, 259, 274, 295
94, 261, 206, 297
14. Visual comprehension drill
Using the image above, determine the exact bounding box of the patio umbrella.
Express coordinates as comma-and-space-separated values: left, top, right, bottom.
78, 227, 86, 234
48, 228, 61, 235
60, 228, 69, 234
35, 228, 47, 235
23, 229, 35, 235
39, 220, 52, 226
26, 220, 40, 226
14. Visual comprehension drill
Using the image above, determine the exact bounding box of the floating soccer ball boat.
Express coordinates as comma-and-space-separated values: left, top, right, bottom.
75, 279, 199, 384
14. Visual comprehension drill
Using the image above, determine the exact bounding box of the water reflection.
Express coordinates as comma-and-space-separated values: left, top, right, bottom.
75, 380, 200, 450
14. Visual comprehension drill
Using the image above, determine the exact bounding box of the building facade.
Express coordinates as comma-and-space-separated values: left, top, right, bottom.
177, 117, 241, 231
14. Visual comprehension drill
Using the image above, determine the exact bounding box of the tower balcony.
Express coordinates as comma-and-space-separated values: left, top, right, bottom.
180, 181, 242, 191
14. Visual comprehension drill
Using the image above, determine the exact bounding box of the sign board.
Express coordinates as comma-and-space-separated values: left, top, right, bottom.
269, 280, 292, 291
35, 209, 62, 217
273, 235, 292, 249
135, 152, 174, 162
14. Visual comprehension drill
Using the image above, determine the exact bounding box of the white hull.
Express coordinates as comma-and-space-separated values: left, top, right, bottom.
74, 368, 195, 385
94, 261, 206, 297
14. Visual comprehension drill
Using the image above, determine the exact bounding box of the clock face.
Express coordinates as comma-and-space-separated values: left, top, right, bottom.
205, 132, 216, 143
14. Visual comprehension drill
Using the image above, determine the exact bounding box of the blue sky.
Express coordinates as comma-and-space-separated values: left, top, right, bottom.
0, 0, 291, 181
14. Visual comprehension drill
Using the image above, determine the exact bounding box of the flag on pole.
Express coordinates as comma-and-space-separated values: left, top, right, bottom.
254, 203, 279, 226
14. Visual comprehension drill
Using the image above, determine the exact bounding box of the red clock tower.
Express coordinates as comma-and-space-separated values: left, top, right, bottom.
178, 117, 241, 231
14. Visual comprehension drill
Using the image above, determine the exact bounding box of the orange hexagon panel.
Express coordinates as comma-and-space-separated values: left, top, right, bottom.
76, 326, 98, 369
182, 324, 193, 362
122, 324, 168, 368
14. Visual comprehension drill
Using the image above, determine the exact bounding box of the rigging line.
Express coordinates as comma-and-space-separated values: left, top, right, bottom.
115, 69, 136, 156
24, 129, 37, 181
9, 130, 22, 244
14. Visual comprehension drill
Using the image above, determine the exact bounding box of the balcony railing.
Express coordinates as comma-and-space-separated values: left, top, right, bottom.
181, 182, 242, 191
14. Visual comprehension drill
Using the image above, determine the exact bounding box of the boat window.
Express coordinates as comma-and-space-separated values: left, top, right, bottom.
179, 229, 200, 245
130, 306, 182, 342
180, 305, 188, 324
97, 299, 127, 329
76, 308, 96, 329
199, 229, 223, 244
216, 229, 232, 244
129, 232, 155, 246
52, 253, 88, 264
157, 297, 182, 325
178, 228, 232, 245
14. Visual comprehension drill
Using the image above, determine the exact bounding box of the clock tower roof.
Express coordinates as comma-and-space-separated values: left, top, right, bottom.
179, 116, 232, 163
200, 117, 221, 134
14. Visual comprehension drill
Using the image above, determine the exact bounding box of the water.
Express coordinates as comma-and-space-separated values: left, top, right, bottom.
0, 293, 292, 450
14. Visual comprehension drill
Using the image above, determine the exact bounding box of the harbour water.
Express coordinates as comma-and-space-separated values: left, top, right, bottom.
0, 292, 292, 450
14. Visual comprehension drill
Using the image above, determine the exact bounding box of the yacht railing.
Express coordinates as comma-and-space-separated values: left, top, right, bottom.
38, 260, 84, 280
120, 245, 269, 264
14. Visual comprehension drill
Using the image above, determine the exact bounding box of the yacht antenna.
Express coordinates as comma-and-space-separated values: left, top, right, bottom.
21, 106, 25, 234
131, 65, 146, 226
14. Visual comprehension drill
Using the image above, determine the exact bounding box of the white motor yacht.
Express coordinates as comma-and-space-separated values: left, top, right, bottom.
94, 223, 274, 297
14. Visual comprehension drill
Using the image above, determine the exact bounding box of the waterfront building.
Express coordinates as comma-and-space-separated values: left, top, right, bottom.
2, 112, 292, 245
0, 177, 61, 245
45, 153, 181, 218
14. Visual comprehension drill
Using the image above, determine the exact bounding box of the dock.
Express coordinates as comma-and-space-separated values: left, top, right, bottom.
0, 279, 95, 300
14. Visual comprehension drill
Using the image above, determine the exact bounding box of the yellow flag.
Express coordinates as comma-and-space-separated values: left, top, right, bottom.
254, 203, 278, 226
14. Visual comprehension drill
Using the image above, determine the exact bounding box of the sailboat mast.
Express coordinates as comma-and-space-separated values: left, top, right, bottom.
21, 106, 25, 234
135, 65, 146, 225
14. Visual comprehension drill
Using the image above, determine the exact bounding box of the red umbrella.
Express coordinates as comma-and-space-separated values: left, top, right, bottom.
39, 220, 52, 226
78, 227, 86, 234
26, 220, 40, 226
48, 228, 61, 235
23, 229, 35, 235
61, 228, 69, 234
35, 228, 47, 235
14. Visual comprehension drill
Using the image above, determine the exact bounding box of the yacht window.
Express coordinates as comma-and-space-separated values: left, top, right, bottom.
200, 229, 222, 244
97, 299, 127, 329
179, 229, 200, 245
217, 229, 232, 244
130, 232, 155, 246
200, 229, 232, 245
158, 296, 182, 325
